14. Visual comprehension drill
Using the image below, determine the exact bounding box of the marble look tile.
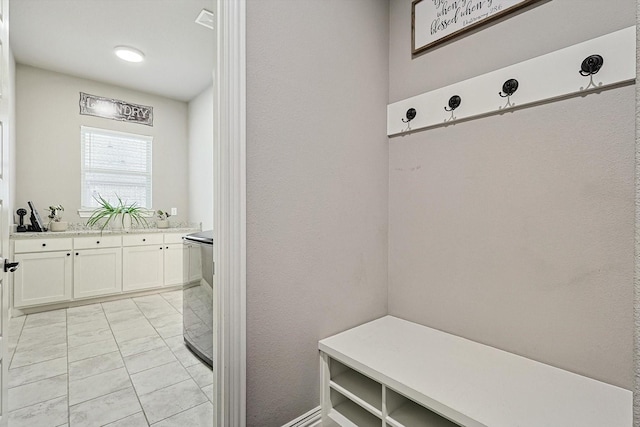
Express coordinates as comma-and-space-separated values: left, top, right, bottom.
8, 315, 26, 339
16, 331, 67, 351
104, 412, 149, 427
19, 322, 66, 342
69, 387, 141, 427
186, 362, 213, 388
112, 323, 159, 344
11, 342, 67, 368
131, 361, 190, 396
123, 346, 177, 375
147, 313, 182, 329
69, 367, 131, 405
67, 318, 110, 336
8, 374, 67, 411
202, 384, 214, 403
67, 310, 107, 326
68, 327, 114, 348
67, 303, 103, 316
23, 309, 67, 329
69, 351, 124, 381
109, 316, 151, 332
138, 379, 208, 424
102, 299, 138, 313
151, 402, 213, 426
8, 395, 68, 427
171, 345, 203, 368
68, 337, 118, 362
106, 309, 147, 326
154, 323, 183, 339
8, 356, 67, 388
118, 335, 166, 357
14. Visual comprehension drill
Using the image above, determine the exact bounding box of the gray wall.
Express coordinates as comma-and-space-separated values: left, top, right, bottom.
15, 65, 189, 225
246, 0, 389, 424
389, 0, 635, 389
187, 85, 214, 230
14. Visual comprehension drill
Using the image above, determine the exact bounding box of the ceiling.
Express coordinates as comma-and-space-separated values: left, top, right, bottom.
10, 0, 215, 102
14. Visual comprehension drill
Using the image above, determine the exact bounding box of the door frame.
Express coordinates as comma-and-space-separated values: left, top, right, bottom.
214, 0, 246, 425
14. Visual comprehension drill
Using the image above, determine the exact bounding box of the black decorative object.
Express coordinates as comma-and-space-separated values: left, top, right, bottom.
16, 208, 27, 232
499, 79, 519, 98
402, 108, 417, 123
444, 95, 461, 112
27, 201, 44, 232
579, 54, 604, 76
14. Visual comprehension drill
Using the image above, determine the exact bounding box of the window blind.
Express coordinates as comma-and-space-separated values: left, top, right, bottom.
81, 126, 153, 208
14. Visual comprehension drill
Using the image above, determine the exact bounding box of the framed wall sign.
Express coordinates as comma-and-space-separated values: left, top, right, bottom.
412, 0, 546, 55
79, 92, 153, 126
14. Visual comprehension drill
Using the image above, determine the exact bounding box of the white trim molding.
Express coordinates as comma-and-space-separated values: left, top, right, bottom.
281, 407, 322, 427
215, 0, 246, 426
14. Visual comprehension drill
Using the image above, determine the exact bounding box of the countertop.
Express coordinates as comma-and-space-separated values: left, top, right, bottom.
11, 226, 200, 239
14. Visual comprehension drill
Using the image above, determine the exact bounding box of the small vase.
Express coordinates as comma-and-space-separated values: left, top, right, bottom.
49, 221, 68, 232
157, 220, 169, 229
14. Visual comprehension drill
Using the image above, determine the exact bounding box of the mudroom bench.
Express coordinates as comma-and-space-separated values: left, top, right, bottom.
319, 316, 631, 427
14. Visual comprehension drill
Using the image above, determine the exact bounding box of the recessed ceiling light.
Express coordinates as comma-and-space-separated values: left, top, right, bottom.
195, 9, 214, 30
114, 46, 145, 63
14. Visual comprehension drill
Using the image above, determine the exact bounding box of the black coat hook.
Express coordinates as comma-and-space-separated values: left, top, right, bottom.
402, 108, 416, 123
579, 54, 603, 76
444, 95, 461, 112
499, 79, 519, 98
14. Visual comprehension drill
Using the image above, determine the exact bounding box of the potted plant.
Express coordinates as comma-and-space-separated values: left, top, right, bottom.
156, 210, 171, 229
47, 205, 68, 232
87, 194, 148, 232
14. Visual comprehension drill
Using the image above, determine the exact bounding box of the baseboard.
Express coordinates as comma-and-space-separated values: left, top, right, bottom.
281, 406, 321, 427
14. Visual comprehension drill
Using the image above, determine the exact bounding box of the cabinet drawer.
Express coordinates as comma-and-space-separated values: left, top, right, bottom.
14, 238, 73, 254
164, 233, 186, 244
74, 235, 122, 250
122, 234, 163, 247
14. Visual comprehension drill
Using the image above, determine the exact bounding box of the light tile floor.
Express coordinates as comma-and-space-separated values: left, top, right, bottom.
7, 291, 214, 427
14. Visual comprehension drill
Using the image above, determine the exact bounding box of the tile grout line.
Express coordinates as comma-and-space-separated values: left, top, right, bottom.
101, 301, 152, 427
7, 372, 68, 413
66, 308, 71, 426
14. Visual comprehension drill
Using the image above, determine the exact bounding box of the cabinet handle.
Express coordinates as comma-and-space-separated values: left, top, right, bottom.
165, 246, 169, 249
160, 247, 163, 250
96, 241, 100, 244
42, 243, 46, 247
67, 253, 70, 256
75, 252, 79, 256
143, 238, 146, 242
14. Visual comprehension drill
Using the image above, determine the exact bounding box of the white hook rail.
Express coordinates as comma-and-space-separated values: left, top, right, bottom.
387, 26, 636, 137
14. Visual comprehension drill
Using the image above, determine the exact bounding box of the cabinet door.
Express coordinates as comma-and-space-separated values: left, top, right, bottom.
14, 251, 72, 308
74, 248, 122, 299
164, 244, 184, 287
123, 245, 164, 292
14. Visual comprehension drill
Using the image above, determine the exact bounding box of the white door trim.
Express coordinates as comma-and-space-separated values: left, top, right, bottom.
214, 0, 246, 426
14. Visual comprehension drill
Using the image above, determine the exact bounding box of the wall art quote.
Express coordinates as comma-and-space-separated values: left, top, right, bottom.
412, 0, 545, 55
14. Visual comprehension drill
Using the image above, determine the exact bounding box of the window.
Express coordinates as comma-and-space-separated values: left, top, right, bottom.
81, 126, 152, 209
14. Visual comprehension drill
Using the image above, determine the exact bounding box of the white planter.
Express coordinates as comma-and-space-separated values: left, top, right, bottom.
111, 214, 132, 231
49, 221, 68, 232
157, 220, 169, 229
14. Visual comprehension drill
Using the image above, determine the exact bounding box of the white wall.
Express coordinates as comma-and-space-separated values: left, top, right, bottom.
187, 85, 213, 230
388, 0, 634, 389
246, 0, 390, 424
15, 64, 189, 225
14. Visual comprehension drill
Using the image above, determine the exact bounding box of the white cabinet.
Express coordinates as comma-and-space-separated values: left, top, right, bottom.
163, 244, 184, 286
74, 248, 122, 299
14, 251, 72, 308
11, 230, 196, 309
122, 245, 164, 292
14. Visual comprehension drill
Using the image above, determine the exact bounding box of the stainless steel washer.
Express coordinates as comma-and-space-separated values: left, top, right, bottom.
183, 230, 214, 367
